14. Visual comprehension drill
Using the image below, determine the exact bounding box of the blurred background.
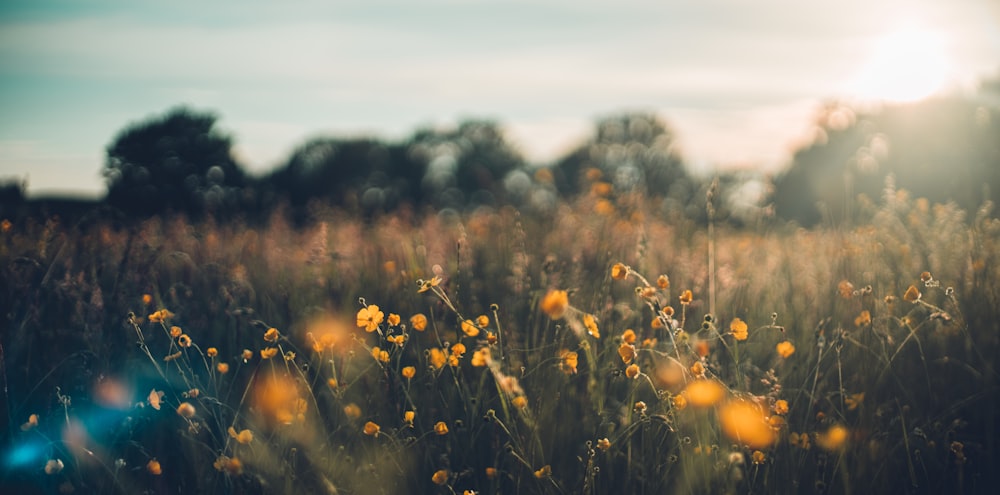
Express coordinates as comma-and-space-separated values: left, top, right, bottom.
1, 0, 998, 225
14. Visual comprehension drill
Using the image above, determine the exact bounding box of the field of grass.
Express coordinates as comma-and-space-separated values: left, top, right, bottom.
1, 183, 998, 494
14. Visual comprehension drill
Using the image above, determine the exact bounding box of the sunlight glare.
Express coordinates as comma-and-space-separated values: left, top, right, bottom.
848, 24, 952, 103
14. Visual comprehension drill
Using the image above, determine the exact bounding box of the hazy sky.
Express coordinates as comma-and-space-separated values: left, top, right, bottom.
1, 0, 998, 197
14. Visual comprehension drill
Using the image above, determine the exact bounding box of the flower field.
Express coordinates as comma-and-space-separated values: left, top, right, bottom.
1, 188, 998, 494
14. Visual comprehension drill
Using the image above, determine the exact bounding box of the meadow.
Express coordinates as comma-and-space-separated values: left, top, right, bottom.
1, 179, 998, 494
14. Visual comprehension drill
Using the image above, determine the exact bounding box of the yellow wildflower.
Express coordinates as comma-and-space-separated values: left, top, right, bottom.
776, 341, 795, 358
434, 421, 449, 435
387, 313, 401, 326
177, 334, 192, 348
418, 276, 441, 293
344, 403, 361, 419
534, 465, 551, 478
357, 305, 384, 332
20, 413, 39, 431
679, 290, 693, 305
241, 349, 253, 361
402, 366, 416, 379
146, 458, 162, 475
213, 456, 243, 475
428, 348, 447, 370
206, 347, 218, 358
611, 263, 628, 280
625, 363, 640, 379
170, 326, 182, 338
672, 394, 687, 410
410, 313, 428, 331
176, 402, 196, 419
618, 342, 636, 364
461, 319, 480, 337
903, 285, 921, 303
774, 399, 789, 415
751, 450, 766, 465
431, 469, 449, 485
451, 342, 467, 357
730, 318, 748, 341
260, 347, 278, 360
471, 347, 491, 367
596, 438, 611, 451
264, 327, 279, 342
228, 426, 253, 444
817, 424, 849, 451
683, 379, 726, 408
403, 410, 415, 425
540, 290, 569, 320
854, 310, 872, 327
476, 314, 490, 327
718, 399, 777, 449
512, 396, 528, 409
657, 274, 670, 289
583, 313, 600, 338
141, 293, 153, 306
363, 421, 380, 436
371, 346, 389, 363
217, 362, 230, 374
622, 328, 636, 344
559, 350, 578, 375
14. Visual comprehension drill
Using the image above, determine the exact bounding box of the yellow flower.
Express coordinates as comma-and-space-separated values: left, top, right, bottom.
596, 438, 611, 451
682, 379, 726, 408
44, 459, 64, 475
672, 394, 687, 411
327, 378, 338, 388
371, 346, 390, 363
718, 399, 777, 449
260, 347, 278, 359
838, 280, 855, 299
774, 399, 789, 415
583, 313, 600, 338
690, 361, 705, 377
618, 343, 636, 364
434, 421, 449, 435
387, 313, 401, 326
363, 421, 380, 436
461, 319, 480, 337
206, 347, 218, 358
625, 363, 640, 379
845, 392, 865, 411
817, 424, 849, 451
177, 334, 192, 348
559, 350, 578, 375
451, 342, 467, 357
170, 326, 182, 338
854, 310, 872, 327
534, 465, 552, 479
751, 450, 766, 465
476, 314, 490, 327
540, 290, 569, 320
148, 389, 164, 410
730, 318, 748, 341
344, 403, 361, 419
471, 347, 491, 367
146, 458, 162, 475
228, 426, 254, 444
264, 327, 279, 342
903, 285, 921, 303
448, 355, 460, 367
621, 328, 636, 344
217, 362, 230, 374
141, 293, 153, 306
213, 456, 243, 475
402, 366, 416, 379
679, 290, 693, 305
410, 313, 428, 331
512, 396, 528, 409
920, 271, 933, 282
431, 469, 449, 485
776, 341, 795, 358
20, 413, 39, 431
284, 351, 296, 361
148, 309, 174, 323
356, 305, 385, 332
176, 402, 196, 419
485, 467, 498, 479
418, 276, 442, 293
486, 331, 497, 345
241, 349, 253, 361
387, 334, 406, 347
657, 274, 670, 289
611, 263, 628, 280
403, 410, 415, 424
428, 348, 447, 370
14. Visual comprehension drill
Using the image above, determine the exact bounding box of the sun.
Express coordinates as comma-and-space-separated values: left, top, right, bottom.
847, 24, 952, 103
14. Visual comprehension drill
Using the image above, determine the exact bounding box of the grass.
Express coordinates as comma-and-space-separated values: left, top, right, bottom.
1, 183, 998, 494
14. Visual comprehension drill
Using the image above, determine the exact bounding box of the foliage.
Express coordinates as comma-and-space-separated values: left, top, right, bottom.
1, 186, 998, 494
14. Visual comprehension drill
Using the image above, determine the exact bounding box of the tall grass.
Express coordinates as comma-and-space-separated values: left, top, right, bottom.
1, 185, 997, 494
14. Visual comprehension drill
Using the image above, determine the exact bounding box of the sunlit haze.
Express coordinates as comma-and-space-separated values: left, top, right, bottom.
1, 0, 997, 197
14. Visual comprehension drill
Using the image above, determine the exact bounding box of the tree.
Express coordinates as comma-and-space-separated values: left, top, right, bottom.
103, 107, 247, 217
553, 112, 691, 202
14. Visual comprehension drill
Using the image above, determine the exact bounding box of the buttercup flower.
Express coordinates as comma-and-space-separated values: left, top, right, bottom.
597, 438, 611, 450
418, 276, 442, 293
217, 362, 230, 374
625, 363, 640, 379
540, 290, 569, 320
657, 274, 670, 289
146, 459, 162, 475
357, 305, 385, 332
476, 314, 490, 327
410, 313, 428, 331
387, 313, 401, 326
461, 319, 480, 337
206, 347, 218, 358
903, 285, 921, 303
774, 399, 789, 415
428, 348, 447, 370
730, 318, 749, 341
611, 263, 628, 280
434, 421, 449, 435
679, 290, 693, 305
621, 328, 636, 344
176, 402, 196, 419
177, 334, 192, 348
264, 327, 279, 342
363, 421, 380, 436
260, 347, 278, 359
583, 314, 600, 338
402, 366, 416, 379
431, 469, 449, 485
776, 341, 795, 358
170, 326, 182, 338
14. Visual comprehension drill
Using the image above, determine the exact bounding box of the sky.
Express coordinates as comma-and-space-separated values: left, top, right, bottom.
1, 0, 998, 198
